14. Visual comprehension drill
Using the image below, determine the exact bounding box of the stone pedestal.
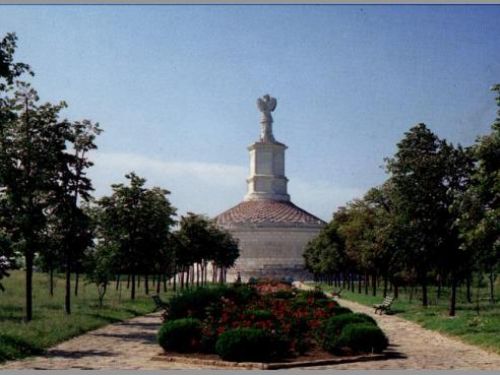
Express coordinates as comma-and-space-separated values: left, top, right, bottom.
244, 141, 290, 202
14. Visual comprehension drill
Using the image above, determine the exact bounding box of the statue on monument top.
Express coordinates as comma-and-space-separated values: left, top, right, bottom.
257, 94, 277, 143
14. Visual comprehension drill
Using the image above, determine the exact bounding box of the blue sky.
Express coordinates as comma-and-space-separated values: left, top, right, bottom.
1, 5, 499, 221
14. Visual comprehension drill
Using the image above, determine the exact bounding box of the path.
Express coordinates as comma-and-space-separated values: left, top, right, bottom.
295, 282, 500, 370
0, 313, 205, 370
2, 291, 500, 369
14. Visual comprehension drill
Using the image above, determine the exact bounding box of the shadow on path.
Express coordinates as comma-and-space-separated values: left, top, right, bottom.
45, 349, 117, 359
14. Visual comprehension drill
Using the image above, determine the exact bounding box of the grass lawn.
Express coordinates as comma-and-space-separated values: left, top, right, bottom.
0, 270, 172, 363
319, 282, 500, 354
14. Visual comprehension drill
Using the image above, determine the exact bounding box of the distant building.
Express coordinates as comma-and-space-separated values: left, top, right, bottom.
214, 95, 325, 281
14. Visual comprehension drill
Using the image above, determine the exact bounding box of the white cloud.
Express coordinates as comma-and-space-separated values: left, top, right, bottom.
87, 151, 366, 222
289, 179, 365, 221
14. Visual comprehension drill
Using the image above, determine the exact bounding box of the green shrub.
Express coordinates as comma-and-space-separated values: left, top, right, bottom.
158, 318, 202, 353
215, 328, 277, 362
333, 306, 353, 315
336, 323, 389, 353
295, 289, 328, 301
243, 309, 274, 321
223, 284, 258, 305
321, 313, 378, 352
270, 290, 295, 299
167, 285, 256, 320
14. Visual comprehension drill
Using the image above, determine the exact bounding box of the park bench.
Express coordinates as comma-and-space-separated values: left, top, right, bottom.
373, 295, 394, 315
152, 294, 168, 312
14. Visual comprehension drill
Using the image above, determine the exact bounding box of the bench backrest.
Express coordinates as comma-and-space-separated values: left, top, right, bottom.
382, 296, 394, 305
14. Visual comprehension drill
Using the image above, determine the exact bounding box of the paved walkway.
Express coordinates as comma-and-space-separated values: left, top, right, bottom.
2, 293, 500, 369
314, 297, 500, 369
0, 313, 203, 370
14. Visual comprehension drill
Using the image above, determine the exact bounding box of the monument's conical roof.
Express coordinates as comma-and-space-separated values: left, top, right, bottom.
215, 199, 325, 227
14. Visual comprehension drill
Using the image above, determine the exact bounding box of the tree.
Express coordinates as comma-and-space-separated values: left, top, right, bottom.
96, 172, 176, 299
211, 225, 239, 284
173, 213, 239, 287
304, 210, 347, 284
51, 119, 101, 314
386, 124, 451, 307
458, 85, 500, 304
0, 81, 72, 321
85, 243, 116, 307
0, 33, 32, 296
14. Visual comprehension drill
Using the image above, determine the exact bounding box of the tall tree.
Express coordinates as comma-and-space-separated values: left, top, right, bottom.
458, 85, 500, 304
0, 81, 71, 321
96, 173, 176, 299
52, 120, 101, 314
386, 124, 451, 306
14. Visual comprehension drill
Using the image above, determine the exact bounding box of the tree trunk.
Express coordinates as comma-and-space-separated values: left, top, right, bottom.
25, 250, 34, 322
156, 274, 161, 294
437, 275, 442, 300
383, 275, 388, 297
145, 274, 149, 295
365, 272, 369, 295
131, 274, 136, 300
49, 267, 54, 297
394, 284, 399, 299
74, 272, 79, 297
466, 275, 472, 304
449, 274, 457, 316
358, 274, 362, 293
422, 278, 428, 307
196, 263, 200, 287
372, 273, 377, 296
137, 275, 141, 288
489, 271, 496, 304
116, 274, 120, 291
65, 251, 71, 315
126, 274, 130, 289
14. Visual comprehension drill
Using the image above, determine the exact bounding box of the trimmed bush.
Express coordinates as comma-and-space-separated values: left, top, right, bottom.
158, 318, 202, 353
336, 323, 389, 353
322, 313, 378, 353
243, 309, 274, 321
167, 285, 257, 320
215, 328, 276, 362
270, 290, 295, 299
295, 289, 329, 301
333, 306, 353, 315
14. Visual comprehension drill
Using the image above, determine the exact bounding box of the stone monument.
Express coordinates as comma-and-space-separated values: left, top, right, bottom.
214, 95, 325, 281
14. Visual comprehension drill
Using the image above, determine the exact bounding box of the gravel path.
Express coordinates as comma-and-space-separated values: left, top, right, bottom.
0, 313, 203, 370
2, 294, 500, 369
309, 296, 500, 369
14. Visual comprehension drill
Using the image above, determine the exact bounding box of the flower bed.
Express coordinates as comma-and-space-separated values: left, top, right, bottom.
158, 281, 388, 363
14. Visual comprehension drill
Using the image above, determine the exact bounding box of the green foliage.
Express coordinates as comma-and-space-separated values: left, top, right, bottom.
158, 318, 202, 353
173, 213, 239, 286
295, 288, 328, 301
334, 323, 389, 353
0, 255, 10, 292
95, 172, 176, 299
167, 285, 256, 321
269, 290, 295, 299
215, 328, 275, 362
242, 309, 274, 321
321, 312, 378, 353
332, 305, 353, 315
303, 219, 346, 278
